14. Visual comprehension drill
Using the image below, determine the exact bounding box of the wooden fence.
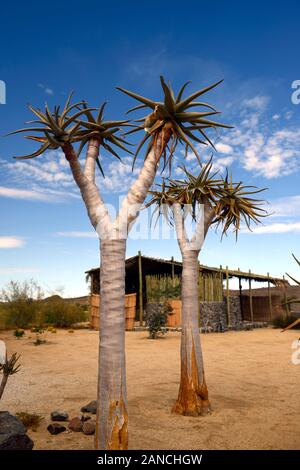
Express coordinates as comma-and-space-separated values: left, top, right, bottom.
90, 293, 136, 330
146, 271, 223, 304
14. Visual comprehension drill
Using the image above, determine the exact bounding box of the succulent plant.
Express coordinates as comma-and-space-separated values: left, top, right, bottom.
9, 93, 132, 175
117, 76, 231, 168
213, 173, 267, 238
9, 92, 94, 158
147, 161, 267, 237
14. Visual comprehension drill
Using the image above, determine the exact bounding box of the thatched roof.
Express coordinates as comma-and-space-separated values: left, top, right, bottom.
86, 254, 289, 286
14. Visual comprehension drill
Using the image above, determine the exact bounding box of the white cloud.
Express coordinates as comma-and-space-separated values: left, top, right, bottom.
212, 156, 235, 172
242, 95, 269, 111
0, 267, 39, 275
0, 186, 50, 201
0, 237, 25, 248
0, 185, 79, 203
56, 231, 97, 238
285, 110, 293, 120
38, 83, 54, 95
97, 156, 141, 193
215, 97, 300, 179
272, 114, 280, 121
0, 151, 80, 202
247, 222, 300, 234
269, 195, 300, 218
215, 143, 233, 154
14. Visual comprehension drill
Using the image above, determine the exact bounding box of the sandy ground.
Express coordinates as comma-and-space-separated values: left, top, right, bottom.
0, 327, 300, 450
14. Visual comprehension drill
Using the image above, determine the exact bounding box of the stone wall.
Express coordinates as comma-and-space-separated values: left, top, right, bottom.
200, 301, 227, 332
229, 296, 242, 325
200, 296, 242, 332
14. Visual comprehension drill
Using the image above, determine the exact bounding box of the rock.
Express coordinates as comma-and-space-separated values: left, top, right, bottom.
81, 400, 97, 414
47, 423, 66, 435
0, 411, 34, 450
82, 421, 95, 435
68, 417, 83, 432
50, 410, 69, 422
80, 414, 91, 422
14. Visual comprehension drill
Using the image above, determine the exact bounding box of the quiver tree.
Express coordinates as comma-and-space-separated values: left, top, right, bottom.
10, 78, 227, 449
0, 341, 21, 400
147, 162, 266, 416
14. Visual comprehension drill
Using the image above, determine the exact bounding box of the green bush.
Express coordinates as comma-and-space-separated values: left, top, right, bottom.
272, 314, 300, 329
14, 329, 25, 338
146, 302, 173, 339
42, 298, 87, 327
1, 280, 87, 329
1, 280, 44, 329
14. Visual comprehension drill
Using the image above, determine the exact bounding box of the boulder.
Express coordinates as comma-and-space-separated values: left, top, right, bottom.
0, 411, 34, 450
82, 421, 95, 435
68, 417, 83, 432
50, 410, 69, 422
80, 414, 91, 422
81, 400, 97, 414
47, 423, 66, 435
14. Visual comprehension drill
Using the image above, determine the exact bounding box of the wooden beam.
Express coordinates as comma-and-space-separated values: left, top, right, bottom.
226, 266, 231, 326
249, 270, 253, 323
138, 250, 143, 326
283, 275, 289, 317
199, 263, 284, 284
282, 317, 300, 332
267, 272, 272, 321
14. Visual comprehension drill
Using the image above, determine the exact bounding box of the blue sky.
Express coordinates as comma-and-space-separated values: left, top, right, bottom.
1, 0, 300, 296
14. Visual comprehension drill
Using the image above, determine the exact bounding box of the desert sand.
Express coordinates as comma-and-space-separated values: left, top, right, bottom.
0, 327, 299, 450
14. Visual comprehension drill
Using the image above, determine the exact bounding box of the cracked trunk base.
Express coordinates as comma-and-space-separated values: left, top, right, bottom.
173, 330, 211, 417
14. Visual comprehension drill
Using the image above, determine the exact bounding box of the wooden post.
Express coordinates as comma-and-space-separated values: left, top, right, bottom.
138, 251, 143, 326
267, 272, 272, 321
283, 275, 289, 317
226, 266, 231, 327
238, 275, 244, 321
249, 269, 253, 323
171, 256, 175, 280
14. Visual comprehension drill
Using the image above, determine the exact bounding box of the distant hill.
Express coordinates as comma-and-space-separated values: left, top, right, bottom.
43, 295, 89, 306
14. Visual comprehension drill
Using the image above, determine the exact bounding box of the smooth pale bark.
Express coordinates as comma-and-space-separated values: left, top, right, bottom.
172, 203, 214, 416
117, 128, 172, 231
97, 238, 127, 449
63, 130, 171, 449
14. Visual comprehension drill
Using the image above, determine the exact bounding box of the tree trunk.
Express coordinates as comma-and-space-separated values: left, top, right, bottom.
95, 238, 128, 450
173, 249, 210, 416
0, 373, 8, 400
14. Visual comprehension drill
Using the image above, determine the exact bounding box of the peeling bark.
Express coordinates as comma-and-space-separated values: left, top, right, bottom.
95, 239, 128, 450
173, 250, 211, 416
172, 204, 214, 417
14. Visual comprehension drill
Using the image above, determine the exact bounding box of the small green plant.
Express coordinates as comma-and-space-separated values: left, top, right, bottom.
16, 412, 43, 432
272, 314, 300, 329
146, 302, 173, 339
31, 326, 47, 345
14, 328, 25, 338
